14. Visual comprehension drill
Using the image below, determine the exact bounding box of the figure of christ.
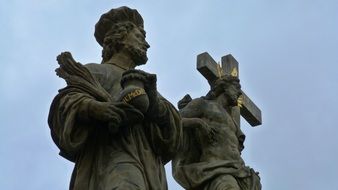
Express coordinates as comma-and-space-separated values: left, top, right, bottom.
173, 76, 261, 190
48, 7, 182, 190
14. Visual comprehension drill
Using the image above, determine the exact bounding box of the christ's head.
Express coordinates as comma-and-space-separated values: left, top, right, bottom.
206, 76, 242, 107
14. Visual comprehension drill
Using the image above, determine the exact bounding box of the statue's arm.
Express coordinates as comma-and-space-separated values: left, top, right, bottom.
144, 96, 182, 164
48, 90, 94, 161
179, 99, 207, 139
48, 57, 138, 160
179, 98, 217, 144
120, 69, 182, 163
180, 98, 215, 136
179, 98, 205, 119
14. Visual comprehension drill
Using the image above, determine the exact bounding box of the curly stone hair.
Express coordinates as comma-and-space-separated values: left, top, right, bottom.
101, 22, 136, 63
94, 6, 144, 63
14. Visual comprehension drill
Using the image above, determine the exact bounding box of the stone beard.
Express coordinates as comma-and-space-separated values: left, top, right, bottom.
125, 42, 148, 65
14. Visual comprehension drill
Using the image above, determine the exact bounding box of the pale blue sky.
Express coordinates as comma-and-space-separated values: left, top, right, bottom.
1, 0, 338, 189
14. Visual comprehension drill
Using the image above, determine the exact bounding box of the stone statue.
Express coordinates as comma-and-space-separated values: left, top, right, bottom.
48, 6, 182, 190
172, 54, 262, 190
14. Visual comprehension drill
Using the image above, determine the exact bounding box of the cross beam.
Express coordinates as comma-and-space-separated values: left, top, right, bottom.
197, 52, 262, 127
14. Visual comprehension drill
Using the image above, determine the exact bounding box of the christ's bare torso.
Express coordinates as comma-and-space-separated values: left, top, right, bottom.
180, 97, 244, 164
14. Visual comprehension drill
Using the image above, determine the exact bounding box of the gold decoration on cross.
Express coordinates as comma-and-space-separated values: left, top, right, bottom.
237, 95, 243, 108
231, 67, 238, 77
216, 62, 224, 78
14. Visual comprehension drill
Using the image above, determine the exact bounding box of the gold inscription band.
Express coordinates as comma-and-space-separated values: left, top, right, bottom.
122, 88, 146, 103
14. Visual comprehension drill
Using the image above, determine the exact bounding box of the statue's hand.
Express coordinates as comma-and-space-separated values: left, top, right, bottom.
86, 100, 144, 133
122, 69, 161, 118
183, 118, 217, 144
206, 127, 217, 144
122, 69, 157, 94
88, 101, 124, 121
87, 100, 129, 133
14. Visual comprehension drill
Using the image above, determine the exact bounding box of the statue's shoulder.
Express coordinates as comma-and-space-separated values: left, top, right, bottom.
178, 94, 206, 111
84, 63, 103, 73
84, 63, 116, 73
84, 63, 122, 79
83, 63, 122, 91
190, 97, 206, 105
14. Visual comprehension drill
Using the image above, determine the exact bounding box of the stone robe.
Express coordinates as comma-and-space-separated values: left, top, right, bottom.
48, 61, 182, 190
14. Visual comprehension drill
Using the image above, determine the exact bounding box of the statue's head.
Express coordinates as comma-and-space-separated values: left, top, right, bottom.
95, 6, 150, 65
206, 76, 242, 106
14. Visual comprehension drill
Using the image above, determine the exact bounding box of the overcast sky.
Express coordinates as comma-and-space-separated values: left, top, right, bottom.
1, 0, 338, 189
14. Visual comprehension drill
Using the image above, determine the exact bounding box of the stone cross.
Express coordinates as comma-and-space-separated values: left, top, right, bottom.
197, 52, 262, 127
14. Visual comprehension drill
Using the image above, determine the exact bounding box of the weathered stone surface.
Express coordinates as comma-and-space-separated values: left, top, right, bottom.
48, 6, 182, 190
173, 52, 262, 190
